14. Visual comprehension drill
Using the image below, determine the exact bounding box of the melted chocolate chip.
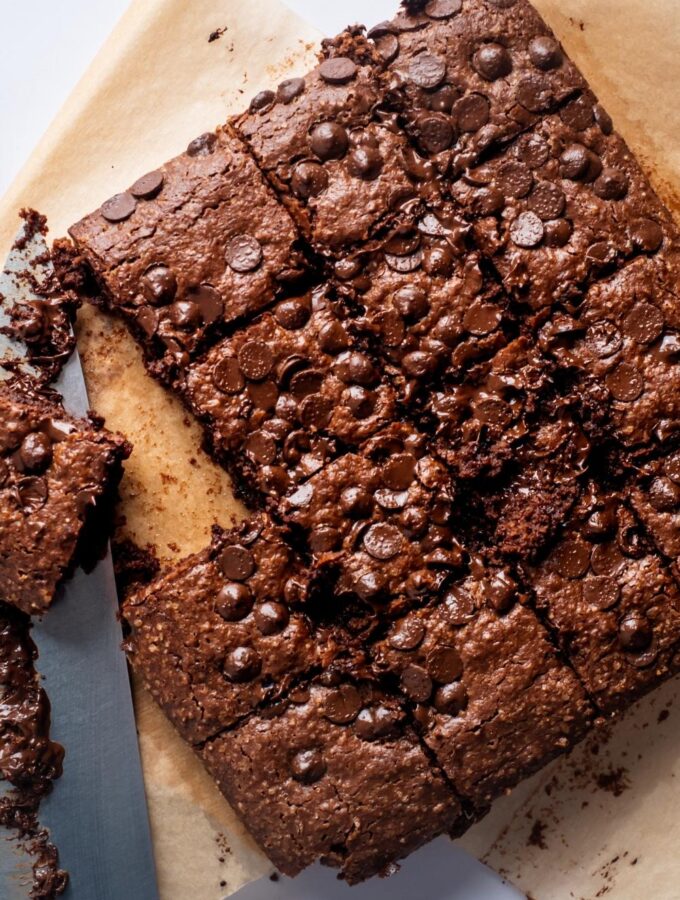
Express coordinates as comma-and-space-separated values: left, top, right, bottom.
169, 300, 201, 329
212, 357, 245, 394
473, 44, 512, 81
354, 706, 401, 741
101, 193, 136, 223
319, 57, 358, 85
649, 477, 680, 512
618, 612, 653, 652
393, 286, 429, 320
277, 77, 305, 104
130, 171, 164, 200
425, 0, 462, 17
254, 602, 290, 635
553, 539, 591, 579
223, 647, 262, 683
496, 160, 533, 199
606, 363, 644, 402
427, 646, 463, 683
593, 168, 629, 201
142, 265, 177, 305
19, 433, 52, 473
245, 431, 277, 465
415, 113, 456, 154
400, 665, 433, 702
299, 394, 333, 429
363, 523, 403, 560
187, 132, 218, 156
238, 341, 274, 381
463, 301, 502, 335
309, 122, 349, 161
324, 684, 362, 724
18, 477, 48, 513
216, 583, 255, 621
624, 302, 664, 345
583, 577, 621, 610
219, 545, 256, 581
585, 320, 622, 358
409, 52, 447, 89
433, 681, 468, 715
225, 235, 263, 273
528, 35, 563, 70
347, 146, 383, 180
510, 211, 544, 248
340, 486, 373, 518
528, 182, 566, 220
630, 218, 664, 253
291, 161, 329, 199
249, 90, 276, 112
290, 748, 326, 784
517, 75, 554, 113
455, 93, 490, 132
318, 320, 350, 354
389, 619, 426, 651
382, 453, 417, 490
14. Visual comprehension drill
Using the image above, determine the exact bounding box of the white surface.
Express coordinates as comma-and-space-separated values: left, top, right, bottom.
2, 2, 522, 898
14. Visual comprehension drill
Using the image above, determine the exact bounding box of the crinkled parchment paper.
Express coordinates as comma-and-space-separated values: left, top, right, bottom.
1, 1, 679, 897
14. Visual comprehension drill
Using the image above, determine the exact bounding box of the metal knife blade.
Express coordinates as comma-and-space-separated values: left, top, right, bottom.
0, 222, 159, 900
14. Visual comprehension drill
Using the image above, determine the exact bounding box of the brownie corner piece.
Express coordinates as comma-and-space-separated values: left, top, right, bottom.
0, 379, 130, 615
200, 677, 461, 884
67, 127, 307, 381
122, 515, 324, 745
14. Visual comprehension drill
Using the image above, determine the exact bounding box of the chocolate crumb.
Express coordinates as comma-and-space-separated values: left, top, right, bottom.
527, 819, 547, 850
658, 709, 670, 723
595, 767, 631, 797
208, 27, 227, 43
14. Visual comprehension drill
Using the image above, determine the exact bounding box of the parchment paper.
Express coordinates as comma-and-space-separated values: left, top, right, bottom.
1, 1, 679, 897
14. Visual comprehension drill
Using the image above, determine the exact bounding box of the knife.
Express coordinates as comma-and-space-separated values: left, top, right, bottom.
0, 221, 159, 900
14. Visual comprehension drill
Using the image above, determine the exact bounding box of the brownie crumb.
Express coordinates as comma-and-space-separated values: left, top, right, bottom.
595, 768, 631, 797
208, 26, 227, 43
527, 820, 547, 850
269, 872, 279, 882
13, 209, 48, 251
658, 709, 670, 723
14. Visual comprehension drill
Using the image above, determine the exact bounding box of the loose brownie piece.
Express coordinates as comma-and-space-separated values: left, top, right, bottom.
333, 205, 513, 405
282, 424, 464, 620
68, 127, 306, 382
180, 286, 396, 505
123, 516, 326, 745
233, 35, 438, 255
376, 0, 585, 171
371, 561, 593, 808
200, 677, 461, 883
526, 486, 680, 714
630, 451, 680, 560
0, 380, 130, 616
452, 97, 675, 311
539, 251, 680, 452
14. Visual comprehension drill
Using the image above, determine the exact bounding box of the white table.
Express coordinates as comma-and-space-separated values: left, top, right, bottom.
1, 3, 524, 897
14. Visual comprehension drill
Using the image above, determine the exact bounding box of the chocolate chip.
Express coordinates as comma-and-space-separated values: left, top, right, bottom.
593, 168, 629, 200
289, 369, 324, 399
400, 665, 433, 702
216, 583, 255, 621
528, 35, 563, 70
517, 75, 555, 113
560, 96, 594, 131
287, 482, 314, 508
385, 249, 423, 272
343, 385, 375, 419
606, 363, 644, 402
353, 569, 386, 602
382, 453, 417, 490
333, 351, 376, 386
223, 647, 262, 683
375, 32, 400, 63
291, 161, 329, 199
510, 211, 544, 248
393, 286, 429, 320
425, 0, 462, 17
624, 302, 664, 345
363, 523, 403, 560
169, 300, 202, 329
324, 684, 362, 724
18, 476, 48, 512
486, 569, 517, 612
427, 646, 463, 683
212, 357, 244, 394
594, 103, 613, 134
404, 349, 437, 375
290, 748, 326, 784
618, 612, 653, 652
19, 433, 52, 472
582, 577, 621, 611
347, 146, 383, 180
187, 132, 218, 156
528, 182, 566, 220
225, 235, 263, 273
415, 113, 456, 154
318, 320, 350, 354
389, 619, 426, 651
585, 320, 622, 358
463, 301, 502, 335
277, 77, 305, 103
354, 706, 401, 741
429, 84, 461, 113
254, 601, 290, 635
649, 477, 680, 512
309, 122, 349, 161
454, 93, 490, 132
583, 505, 617, 540
560, 144, 594, 181
299, 394, 333, 429
423, 244, 455, 277
472, 186, 506, 215
496, 160, 533, 199
142, 265, 177, 305
630, 218, 664, 253
136, 307, 159, 337
665, 453, 680, 485
219, 545, 256, 581
101, 192, 136, 223
319, 57, 358, 84
245, 431, 277, 465
340, 486, 373, 518
516, 133, 550, 169
238, 341, 274, 381
590, 542, 625, 576
472, 44, 512, 81
433, 681, 468, 715
409, 52, 447, 89
544, 218, 573, 248
130, 170, 164, 200
553, 539, 591, 578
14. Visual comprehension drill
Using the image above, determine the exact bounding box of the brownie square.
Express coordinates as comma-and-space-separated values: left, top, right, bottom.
452, 97, 675, 310
371, 565, 593, 808
0, 380, 130, 615
200, 678, 461, 883
123, 516, 323, 745
68, 127, 306, 382
281, 424, 463, 618
377, 0, 585, 170
540, 251, 680, 451
333, 205, 513, 405
526, 487, 680, 713
180, 287, 396, 505
630, 452, 680, 560
233, 35, 439, 256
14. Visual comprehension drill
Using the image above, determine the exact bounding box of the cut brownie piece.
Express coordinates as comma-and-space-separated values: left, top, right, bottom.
201, 677, 461, 883
333, 205, 513, 405
123, 516, 328, 745
0, 380, 130, 615
539, 252, 680, 451
282, 424, 464, 620
371, 563, 593, 808
377, 0, 585, 171
630, 452, 680, 560
233, 34, 438, 255
180, 286, 396, 505
452, 97, 675, 311
526, 486, 680, 714
68, 127, 306, 382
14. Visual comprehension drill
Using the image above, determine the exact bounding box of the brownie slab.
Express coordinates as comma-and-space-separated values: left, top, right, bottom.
526, 487, 680, 714
0, 380, 130, 615
371, 563, 593, 808
201, 678, 461, 883
123, 517, 324, 745
181, 287, 396, 505
68, 127, 306, 382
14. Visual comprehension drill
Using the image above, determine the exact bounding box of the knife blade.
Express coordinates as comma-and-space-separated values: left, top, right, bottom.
0, 221, 159, 900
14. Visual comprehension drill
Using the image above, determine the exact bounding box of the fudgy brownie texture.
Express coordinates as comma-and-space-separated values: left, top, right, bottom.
630, 452, 680, 560
68, 127, 306, 383
123, 517, 330, 745
526, 486, 680, 714
201, 677, 461, 883
371, 561, 593, 807
0, 380, 130, 615
180, 286, 395, 505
